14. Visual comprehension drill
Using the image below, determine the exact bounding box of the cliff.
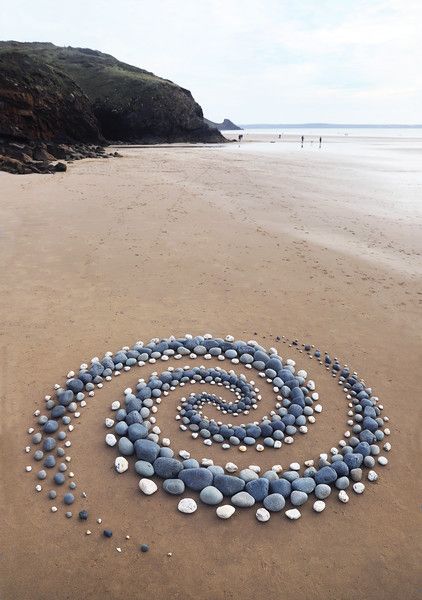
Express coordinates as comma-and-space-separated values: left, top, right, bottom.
0, 41, 224, 144
204, 117, 242, 131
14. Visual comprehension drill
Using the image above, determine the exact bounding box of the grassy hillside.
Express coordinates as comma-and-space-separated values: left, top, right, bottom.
0, 42, 223, 143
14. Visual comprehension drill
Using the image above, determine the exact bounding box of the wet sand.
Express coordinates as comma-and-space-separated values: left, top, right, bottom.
0, 136, 421, 599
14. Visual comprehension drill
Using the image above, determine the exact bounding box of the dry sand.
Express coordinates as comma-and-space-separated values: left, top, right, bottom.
0, 135, 421, 599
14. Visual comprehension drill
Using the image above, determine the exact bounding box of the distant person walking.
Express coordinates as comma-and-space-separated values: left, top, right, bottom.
319, 136, 322, 148
301, 135, 304, 147
238, 134, 243, 142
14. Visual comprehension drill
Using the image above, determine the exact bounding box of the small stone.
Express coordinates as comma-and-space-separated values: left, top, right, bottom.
285, 508, 301, 520
290, 462, 300, 471
353, 482, 365, 494
115, 456, 129, 474
140, 544, 149, 553
350, 468, 362, 482
216, 505, 236, 519
256, 508, 270, 522
378, 456, 388, 466
79, 510, 88, 520
338, 490, 349, 503
313, 500, 326, 513
105, 418, 114, 428
51, 506, 58, 513
103, 529, 113, 538
35, 484, 42, 492
225, 462, 238, 473
111, 401, 120, 410
25, 466, 32, 472
177, 498, 197, 514
86, 530, 91, 535
368, 470, 378, 482
139, 478, 158, 495
97, 518, 102, 524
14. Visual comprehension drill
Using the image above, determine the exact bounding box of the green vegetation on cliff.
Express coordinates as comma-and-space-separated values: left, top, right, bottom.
0, 41, 224, 143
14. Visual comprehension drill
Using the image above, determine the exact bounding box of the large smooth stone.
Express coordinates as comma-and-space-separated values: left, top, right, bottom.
290, 490, 308, 506
245, 478, 269, 501
163, 479, 185, 495
118, 437, 134, 456
179, 468, 213, 491
231, 491, 255, 508
213, 475, 245, 496
292, 477, 316, 493
269, 478, 291, 497
153, 457, 183, 479
199, 486, 223, 505
263, 493, 285, 512
315, 484, 332, 500
314, 466, 338, 484
134, 439, 160, 463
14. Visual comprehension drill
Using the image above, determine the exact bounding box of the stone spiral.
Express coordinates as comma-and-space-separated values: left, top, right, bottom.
25, 333, 391, 524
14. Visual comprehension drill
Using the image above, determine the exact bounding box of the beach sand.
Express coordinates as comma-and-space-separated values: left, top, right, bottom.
0, 135, 421, 599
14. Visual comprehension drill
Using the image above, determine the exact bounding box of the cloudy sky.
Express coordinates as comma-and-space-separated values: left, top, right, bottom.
1, 0, 420, 123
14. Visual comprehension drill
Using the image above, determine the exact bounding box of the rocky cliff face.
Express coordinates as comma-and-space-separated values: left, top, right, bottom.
204, 117, 242, 131
0, 51, 101, 144
0, 42, 224, 144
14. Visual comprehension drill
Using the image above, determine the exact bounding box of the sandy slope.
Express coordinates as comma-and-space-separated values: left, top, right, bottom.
0, 137, 421, 600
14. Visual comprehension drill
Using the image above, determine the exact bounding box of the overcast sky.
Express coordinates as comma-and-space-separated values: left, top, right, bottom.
1, 0, 420, 123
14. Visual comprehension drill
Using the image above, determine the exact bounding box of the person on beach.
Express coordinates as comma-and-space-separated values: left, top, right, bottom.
238, 134, 243, 141
319, 136, 322, 147
301, 135, 304, 147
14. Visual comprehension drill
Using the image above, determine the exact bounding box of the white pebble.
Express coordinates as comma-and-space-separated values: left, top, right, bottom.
111, 401, 120, 410
106, 434, 117, 447
353, 482, 365, 494
378, 456, 388, 466
139, 478, 157, 495
314, 404, 322, 413
256, 508, 270, 522
338, 490, 349, 503
216, 505, 236, 519
105, 418, 114, 428
313, 500, 326, 512
290, 462, 300, 471
115, 456, 129, 474
51, 506, 58, 513
25, 466, 32, 472
285, 508, 301, 520
368, 470, 378, 482
35, 484, 42, 492
225, 462, 238, 473
178, 498, 197, 514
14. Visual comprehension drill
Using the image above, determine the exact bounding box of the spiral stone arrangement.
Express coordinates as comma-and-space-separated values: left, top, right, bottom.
25, 333, 391, 534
